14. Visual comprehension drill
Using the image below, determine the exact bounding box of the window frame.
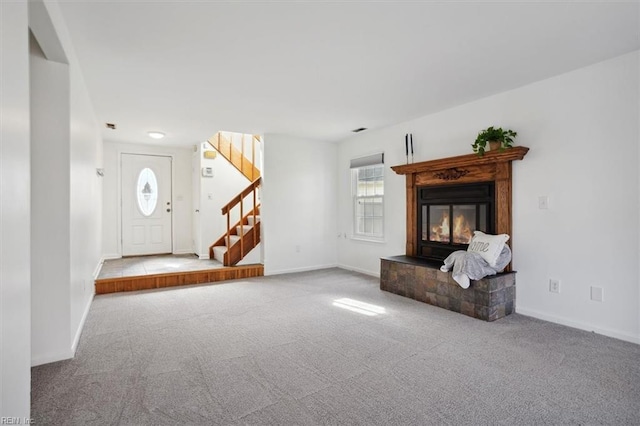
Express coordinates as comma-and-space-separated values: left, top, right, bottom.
136, 167, 159, 217
351, 160, 385, 242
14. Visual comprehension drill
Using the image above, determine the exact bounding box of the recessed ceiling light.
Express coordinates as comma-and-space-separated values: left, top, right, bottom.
148, 131, 165, 139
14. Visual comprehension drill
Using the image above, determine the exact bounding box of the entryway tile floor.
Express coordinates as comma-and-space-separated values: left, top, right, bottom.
97, 254, 224, 280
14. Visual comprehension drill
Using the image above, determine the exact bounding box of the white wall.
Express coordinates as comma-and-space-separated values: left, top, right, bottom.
102, 141, 192, 258
511, 52, 639, 344
262, 134, 338, 275
29, 31, 72, 364
337, 51, 640, 344
29, 0, 104, 366
68, 41, 103, 353
0, 1, 31, 418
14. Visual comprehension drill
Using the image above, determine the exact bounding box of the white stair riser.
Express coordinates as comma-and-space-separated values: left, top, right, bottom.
212, 246, 227, 262
236, 225, 254, 235
246, 216, 261, 226
224, 235, 241, 246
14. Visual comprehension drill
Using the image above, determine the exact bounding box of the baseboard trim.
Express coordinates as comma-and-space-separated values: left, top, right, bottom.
31, 349, 74, 367
93, 258, 104, 280
173, 249, 194, 255
265, 263, 338, 276
71, 292, 94, 357
337, 264, 380, 278
516, 306, 640, 345
102, 253, 121, 260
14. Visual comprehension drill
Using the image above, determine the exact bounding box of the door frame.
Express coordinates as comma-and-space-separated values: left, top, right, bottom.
117, 150, 177, 257
191, 146, 202, 258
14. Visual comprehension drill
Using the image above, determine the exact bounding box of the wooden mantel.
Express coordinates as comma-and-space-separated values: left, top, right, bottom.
391, 147, 529, 261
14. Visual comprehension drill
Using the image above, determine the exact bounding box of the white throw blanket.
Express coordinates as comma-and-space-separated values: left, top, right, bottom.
440, 245, 512, 289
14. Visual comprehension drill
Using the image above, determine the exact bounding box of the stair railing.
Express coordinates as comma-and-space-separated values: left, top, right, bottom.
220, 177, 261, 260
208, 132, 261, 182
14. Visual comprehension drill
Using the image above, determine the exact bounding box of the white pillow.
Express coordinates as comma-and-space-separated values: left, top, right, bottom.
467, 231, 510, 267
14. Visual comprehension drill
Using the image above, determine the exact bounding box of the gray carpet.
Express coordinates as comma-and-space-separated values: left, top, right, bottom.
32, 268, 640, 425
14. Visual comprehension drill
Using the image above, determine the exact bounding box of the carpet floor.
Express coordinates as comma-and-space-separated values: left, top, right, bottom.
32, 268, 640, 425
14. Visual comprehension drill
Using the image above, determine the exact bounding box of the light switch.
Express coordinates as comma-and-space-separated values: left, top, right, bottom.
590, 286, 603, 302
538, 196, 549, 210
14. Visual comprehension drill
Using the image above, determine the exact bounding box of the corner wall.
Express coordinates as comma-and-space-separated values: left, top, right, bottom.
0, 1, 31, 417
338, 51, 640, 344
68, 40, 103, 353
29, 0, 104, 366
29, 30, 72, 364
262, 134, 338, 275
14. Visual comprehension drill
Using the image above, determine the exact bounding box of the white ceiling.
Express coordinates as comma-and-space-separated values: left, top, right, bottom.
58, 1, 639, 147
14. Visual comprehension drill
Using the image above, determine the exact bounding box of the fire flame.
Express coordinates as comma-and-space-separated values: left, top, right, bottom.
431, 213, 450, 243
431, 212, 473, 244
453, 214, 472, 244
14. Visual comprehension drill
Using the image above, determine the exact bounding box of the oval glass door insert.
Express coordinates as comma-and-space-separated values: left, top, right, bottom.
136, 167, 158, 216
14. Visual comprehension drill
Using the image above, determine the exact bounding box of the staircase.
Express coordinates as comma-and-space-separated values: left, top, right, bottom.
207, 145, 262, 267
206, 131, 262, 266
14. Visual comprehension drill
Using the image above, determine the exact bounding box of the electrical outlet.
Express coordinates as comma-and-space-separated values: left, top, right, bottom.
590, 286, 603, 302
549, 279, 560, 293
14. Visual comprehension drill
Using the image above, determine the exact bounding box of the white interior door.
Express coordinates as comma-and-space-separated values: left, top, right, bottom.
121, 154, 172, 256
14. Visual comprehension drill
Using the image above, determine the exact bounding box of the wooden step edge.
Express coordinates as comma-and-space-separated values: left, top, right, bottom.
95, 264, 265, 294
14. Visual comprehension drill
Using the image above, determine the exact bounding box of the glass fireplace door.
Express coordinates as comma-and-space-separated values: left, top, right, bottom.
417, 182, 495, 261
423, 204, 488, 246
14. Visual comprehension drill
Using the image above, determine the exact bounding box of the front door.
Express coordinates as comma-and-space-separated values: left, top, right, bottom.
121, 154, 172, 256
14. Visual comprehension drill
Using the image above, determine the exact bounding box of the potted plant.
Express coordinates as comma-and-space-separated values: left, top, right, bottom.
472, 126, 517, 156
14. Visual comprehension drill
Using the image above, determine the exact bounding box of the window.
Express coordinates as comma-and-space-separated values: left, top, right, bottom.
136, 167, 158, 216
351, 153, 384, 239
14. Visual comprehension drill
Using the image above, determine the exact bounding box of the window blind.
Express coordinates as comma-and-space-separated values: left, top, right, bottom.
350, 153, 384, 169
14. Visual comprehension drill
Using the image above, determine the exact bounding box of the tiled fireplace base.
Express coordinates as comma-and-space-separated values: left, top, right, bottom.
380, 256, 516, 321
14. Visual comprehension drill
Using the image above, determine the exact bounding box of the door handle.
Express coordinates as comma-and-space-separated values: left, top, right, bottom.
166, 208, 171, 212
195, 209, 199, 213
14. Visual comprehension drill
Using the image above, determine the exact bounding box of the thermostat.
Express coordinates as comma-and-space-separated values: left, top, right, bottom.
203, 150, 217, 159
202, 167, 213, 177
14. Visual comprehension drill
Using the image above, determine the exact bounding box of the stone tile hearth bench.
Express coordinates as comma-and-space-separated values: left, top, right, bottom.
380, 255, 516, 322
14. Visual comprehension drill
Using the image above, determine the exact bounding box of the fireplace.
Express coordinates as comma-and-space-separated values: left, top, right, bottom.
418, 182, 495, 261
391, 146, 529, 271
381, 147, 528, 320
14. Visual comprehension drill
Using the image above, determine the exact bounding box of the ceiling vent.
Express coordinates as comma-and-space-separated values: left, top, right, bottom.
105, 123, 116, 130
352, 127, 368, 133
